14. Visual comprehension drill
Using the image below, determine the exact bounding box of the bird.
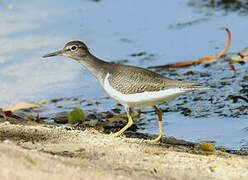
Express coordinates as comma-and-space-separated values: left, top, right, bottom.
43, 41, 207, 143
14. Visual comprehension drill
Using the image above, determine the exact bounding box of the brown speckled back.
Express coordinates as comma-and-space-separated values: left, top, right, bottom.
107, 63, 205, 94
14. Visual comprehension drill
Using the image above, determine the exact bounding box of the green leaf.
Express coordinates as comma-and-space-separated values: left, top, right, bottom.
68, 108, 85, 124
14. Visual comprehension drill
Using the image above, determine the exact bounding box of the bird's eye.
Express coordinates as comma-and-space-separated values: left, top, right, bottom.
71, 45, 77, 51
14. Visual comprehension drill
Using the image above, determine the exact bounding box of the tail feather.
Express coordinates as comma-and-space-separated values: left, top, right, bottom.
179, 82, 209, 91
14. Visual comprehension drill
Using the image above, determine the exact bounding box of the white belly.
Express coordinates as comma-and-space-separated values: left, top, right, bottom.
103, 73, 188, 108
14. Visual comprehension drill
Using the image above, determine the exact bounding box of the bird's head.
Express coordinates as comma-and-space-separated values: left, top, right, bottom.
43, 41, 90, 61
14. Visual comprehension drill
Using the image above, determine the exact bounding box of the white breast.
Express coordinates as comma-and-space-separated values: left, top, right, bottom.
103, 73, 188, 108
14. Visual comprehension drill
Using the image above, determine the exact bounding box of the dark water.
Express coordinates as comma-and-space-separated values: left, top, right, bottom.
0, 0, 247, 151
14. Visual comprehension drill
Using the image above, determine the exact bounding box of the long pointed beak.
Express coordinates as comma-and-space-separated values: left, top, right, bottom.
42, 49, 65, 58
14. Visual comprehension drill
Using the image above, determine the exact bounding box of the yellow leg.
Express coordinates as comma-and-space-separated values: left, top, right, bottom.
108, 107, 133, 137
147, 106, 163, 143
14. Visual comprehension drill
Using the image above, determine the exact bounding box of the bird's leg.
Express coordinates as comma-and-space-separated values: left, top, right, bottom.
108, 107, 133, 137
147, 105, 163, 143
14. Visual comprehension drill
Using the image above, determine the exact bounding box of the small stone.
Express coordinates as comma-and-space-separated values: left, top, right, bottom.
68, 108, 85, 124
201, 142, 216, 152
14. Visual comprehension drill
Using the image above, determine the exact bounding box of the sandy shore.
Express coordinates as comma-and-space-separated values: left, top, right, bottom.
0, 117, 247, 180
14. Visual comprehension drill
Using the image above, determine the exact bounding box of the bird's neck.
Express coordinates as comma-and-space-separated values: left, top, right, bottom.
78, 53, 109, 84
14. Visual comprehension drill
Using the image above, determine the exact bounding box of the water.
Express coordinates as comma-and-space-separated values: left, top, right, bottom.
0, 0, 247, 151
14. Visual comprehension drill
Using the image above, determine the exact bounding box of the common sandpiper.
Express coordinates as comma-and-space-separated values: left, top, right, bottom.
43, 41, 207, 143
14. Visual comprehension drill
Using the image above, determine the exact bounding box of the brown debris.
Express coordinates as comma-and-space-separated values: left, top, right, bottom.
148, 28, 231, 69
232, 47, 248, 64
0, 109, 6, 119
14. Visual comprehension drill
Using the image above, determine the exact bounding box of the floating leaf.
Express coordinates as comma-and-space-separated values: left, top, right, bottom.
7, 102, 40, 112
148, 28, 231, 69
1, 110, 23, 119
40, 100, 49, 104
68, 108, 85, 124
200, 142, 216, 152
231, 48, 248, 64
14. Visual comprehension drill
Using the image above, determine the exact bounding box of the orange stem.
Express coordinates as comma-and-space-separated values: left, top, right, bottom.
149, 28, 231, 69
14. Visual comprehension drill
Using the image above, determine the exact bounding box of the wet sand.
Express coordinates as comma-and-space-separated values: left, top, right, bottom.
0, 117, 247, 180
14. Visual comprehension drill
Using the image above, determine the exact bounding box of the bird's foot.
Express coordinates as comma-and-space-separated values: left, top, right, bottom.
146, 133, 163, 143
106, 131, 123, 137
